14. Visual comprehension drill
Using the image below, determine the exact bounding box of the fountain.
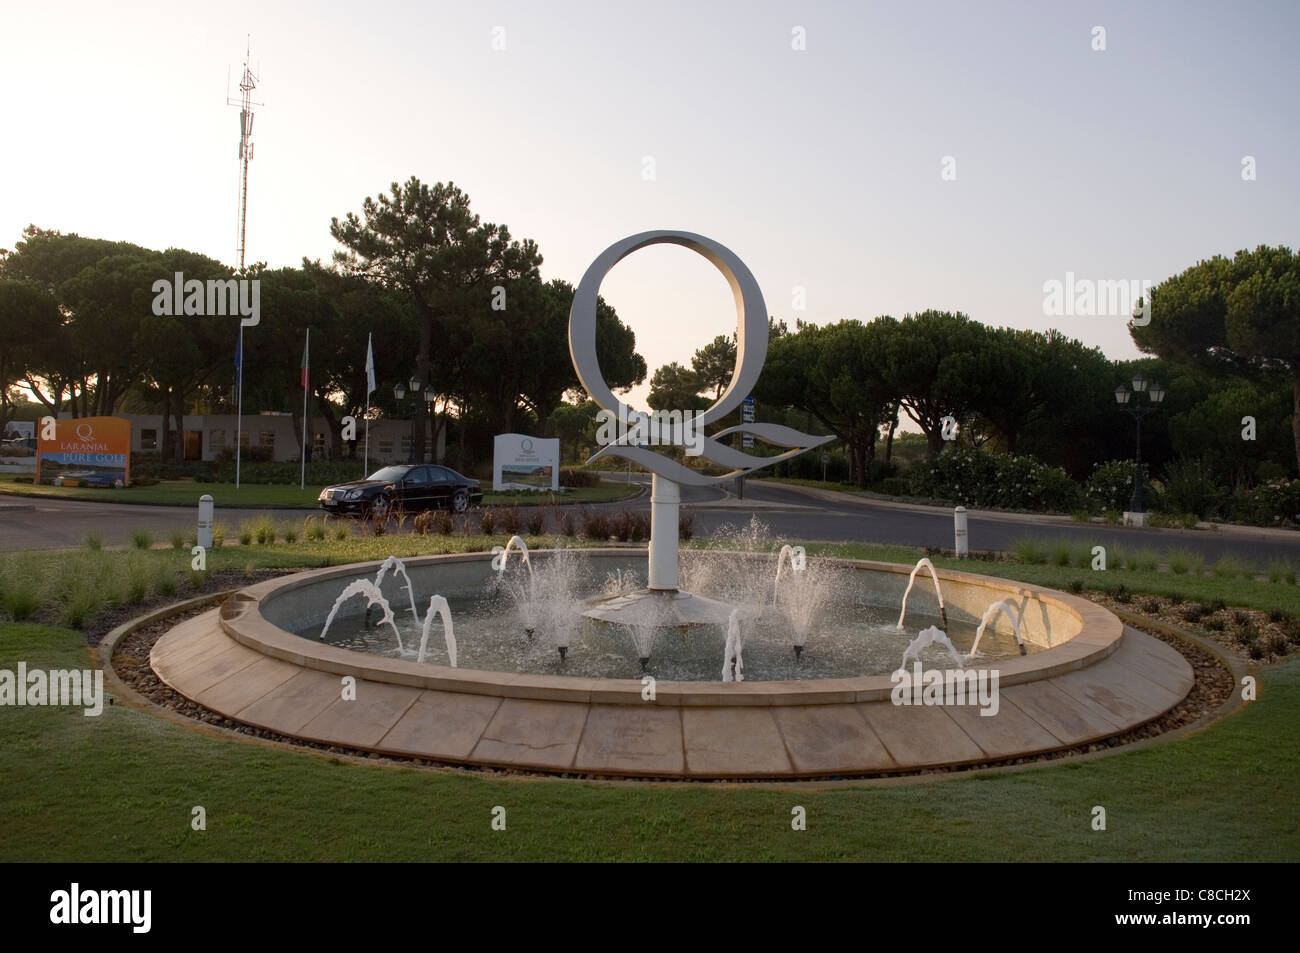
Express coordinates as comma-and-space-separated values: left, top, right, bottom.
897, 624, 966, 672
416, 595, 457, 666
721, 608, 745, 681
772, 545, 836, 661
897, 558, 949, 631
966, 599, 1026, 659
319, 579, 403, 651
374, 555, 420, 623
496, 536, 537, 638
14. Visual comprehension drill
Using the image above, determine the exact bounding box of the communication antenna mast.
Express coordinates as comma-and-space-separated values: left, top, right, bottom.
227, 37, 262, 270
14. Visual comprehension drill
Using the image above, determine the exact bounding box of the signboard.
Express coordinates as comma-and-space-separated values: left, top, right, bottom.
36, 416, 131, 488
741, 396, 755, 449
493, 433, 560, 491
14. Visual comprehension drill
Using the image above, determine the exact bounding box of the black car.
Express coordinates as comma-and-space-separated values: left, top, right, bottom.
318, 464, 483, 517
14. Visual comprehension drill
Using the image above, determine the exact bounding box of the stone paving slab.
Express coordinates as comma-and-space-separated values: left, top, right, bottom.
472, 698, 589, 769
233, 668, 346, 734
771, 704, 895, 774
1000, 680, 1124, 746
858, 702, 986, 766
195, 654, 300, 715
943, 696, 1063, 759
297, 681, 422, 749
682, 707, 793, 775
575, 705, 685, 775
378, 690, 503, 760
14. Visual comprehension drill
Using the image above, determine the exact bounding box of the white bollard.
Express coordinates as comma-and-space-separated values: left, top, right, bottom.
198, 494, 214, 551
954, 506, 968, 558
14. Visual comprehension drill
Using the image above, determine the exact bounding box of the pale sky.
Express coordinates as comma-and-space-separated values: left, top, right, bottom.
3, 0, 1297, 413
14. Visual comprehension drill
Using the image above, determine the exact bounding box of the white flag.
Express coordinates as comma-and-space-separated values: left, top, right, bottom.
365, 333, 376, 396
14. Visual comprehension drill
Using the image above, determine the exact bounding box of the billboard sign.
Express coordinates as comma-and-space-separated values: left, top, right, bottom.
37, 416, 131, 488
493, 433, 559, 491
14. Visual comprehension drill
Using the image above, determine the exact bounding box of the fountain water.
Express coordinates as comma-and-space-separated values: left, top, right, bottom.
721, 608, 746, 681
772, 544, 800, 603
496, 536, 537, 638
897, 624, 965, 672
374, 555, 420, 623
966, 599, 1025, 659
897, 558, 949, 631
320, 580, 403, 652
416, 595, 457, 666
771, 546, 836, 661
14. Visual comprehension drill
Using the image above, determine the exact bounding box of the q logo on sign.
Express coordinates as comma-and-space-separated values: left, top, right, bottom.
76, 423, 94, 442
521, 438, 534, 454
568, 231, 831, 485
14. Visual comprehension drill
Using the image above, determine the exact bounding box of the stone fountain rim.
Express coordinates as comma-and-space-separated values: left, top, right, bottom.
214, 548, 1124, 706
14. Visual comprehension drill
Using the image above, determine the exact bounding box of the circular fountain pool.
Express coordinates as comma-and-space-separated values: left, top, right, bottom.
289, 550, 1035, 681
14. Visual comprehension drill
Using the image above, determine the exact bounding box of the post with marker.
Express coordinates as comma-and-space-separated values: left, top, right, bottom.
198, 495, 214, 550
954, 506, 968, 559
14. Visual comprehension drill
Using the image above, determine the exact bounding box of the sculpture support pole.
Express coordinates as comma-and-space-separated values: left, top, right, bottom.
648, 474, 680, 591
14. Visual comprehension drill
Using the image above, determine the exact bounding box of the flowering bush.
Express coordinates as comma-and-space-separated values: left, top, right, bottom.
906, 447, 1082, 512
1085, 459, 1150, 513
1231, 480, 1300, 526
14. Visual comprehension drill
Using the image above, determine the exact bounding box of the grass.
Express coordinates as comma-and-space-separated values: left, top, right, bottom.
0, 477, 637, 509
0, 621, 1295, 861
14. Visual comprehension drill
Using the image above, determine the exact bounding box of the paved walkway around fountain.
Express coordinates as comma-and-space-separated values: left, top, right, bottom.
151, 610, 1194, 779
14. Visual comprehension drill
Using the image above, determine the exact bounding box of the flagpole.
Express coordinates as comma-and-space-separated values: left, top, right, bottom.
364, 396, 370, 477
300, 327, 309, 489
235, 324, 244, 489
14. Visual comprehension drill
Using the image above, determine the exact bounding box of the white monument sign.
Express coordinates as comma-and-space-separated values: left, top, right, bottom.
493, 433, 560, 491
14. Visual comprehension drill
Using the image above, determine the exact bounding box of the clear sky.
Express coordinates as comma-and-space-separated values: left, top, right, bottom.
3, 0, 1297, 413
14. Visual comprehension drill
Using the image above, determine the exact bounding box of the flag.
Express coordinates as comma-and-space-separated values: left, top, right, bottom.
301, 332, 310, 389
365, 333, 376, 396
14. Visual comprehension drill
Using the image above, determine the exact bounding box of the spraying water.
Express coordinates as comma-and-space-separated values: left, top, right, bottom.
897, 558, 948, 631
773, 544, 799, 603
416, 595, 457, 666
320, 580, 403, 652
497, 536, 537, 637
966, 599, 1025, 659
374, 555, 420, 622
897, 624, 965, 672
721, 608, 746, 682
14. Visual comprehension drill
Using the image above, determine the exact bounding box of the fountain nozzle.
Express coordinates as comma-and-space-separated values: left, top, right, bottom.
639, 656, 650, 672
524, 626, 535, 640
793, 645, 804, 661
940, 606, 950, 630
1018, 643, 1027, 656
558, 646, 567, 661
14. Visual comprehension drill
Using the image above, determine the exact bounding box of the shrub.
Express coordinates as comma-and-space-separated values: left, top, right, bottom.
130, 529, 152, 550
878, 477, 910, 496
304, 517, 326, 541
1168, 549, 1194, 575
583, 511, 611, 540
333, 524, 348, 541
2, 580, 39, 621
1085, 460, 1145, 513
478, 509, 497, 536
1231, 479, 1300, 527
238, 526, 253, 546
1131, 549, 1158, 573
499, 506, 523, 536
1111, 583, 1131, 603
1212, 554, 1250, 579
908, 447, 1082, 512
158, 573, 177, 596
1139, 597, 1162, 614
558, 508, 576, 537
559, 468, 599, 488
1066, 579, 1084, 594
1182, 603, 1208, 623
83, 533, 102, 552
1160, 457, 1225, 519
434, 510, 454, 535
1050, 541, 1072, 567
413, 511, 433, 535
678, 512, 695, 541
211, 522, 227, 549
1011, 538, 1048, 565
282, 523, 298, 544
526, 506, 548, 537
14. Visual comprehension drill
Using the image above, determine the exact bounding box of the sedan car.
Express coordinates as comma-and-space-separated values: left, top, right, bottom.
318, 464, 483, 517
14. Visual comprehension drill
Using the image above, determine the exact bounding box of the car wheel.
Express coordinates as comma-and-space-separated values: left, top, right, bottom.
369, 494, 391, 520
452, 489, 469, 513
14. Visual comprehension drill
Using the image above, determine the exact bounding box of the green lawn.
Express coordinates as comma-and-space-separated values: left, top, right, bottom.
0, 478, 636, 509
0, 619, 1294, 861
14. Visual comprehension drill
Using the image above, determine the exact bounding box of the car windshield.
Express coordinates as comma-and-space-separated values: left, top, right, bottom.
365, 466, 408, 483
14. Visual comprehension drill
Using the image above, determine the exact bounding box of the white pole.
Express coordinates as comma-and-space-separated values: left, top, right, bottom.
647, 474, 680, 590
954, 505, 969, 558
300, 328, 309, 489
363, 395, 370, 477
235, 324, 243, 489
197, 494, 214, 550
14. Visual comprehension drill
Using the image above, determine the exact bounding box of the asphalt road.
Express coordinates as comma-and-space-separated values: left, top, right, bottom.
2, 478, 1298, 563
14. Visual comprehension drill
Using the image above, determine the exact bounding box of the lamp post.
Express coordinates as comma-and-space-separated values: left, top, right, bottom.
393, 378, 436, 464
1114, 373, 1165, 526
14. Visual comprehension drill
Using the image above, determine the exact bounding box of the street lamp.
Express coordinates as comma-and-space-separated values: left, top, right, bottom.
392, 377, 435, 463
1114, 374, 1166, 523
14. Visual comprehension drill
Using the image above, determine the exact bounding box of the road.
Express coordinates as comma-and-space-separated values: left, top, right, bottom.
1, 479, 1298, 564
